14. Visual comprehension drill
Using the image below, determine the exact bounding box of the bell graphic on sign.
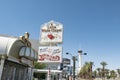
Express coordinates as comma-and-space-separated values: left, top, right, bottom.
47, 34, 55, 40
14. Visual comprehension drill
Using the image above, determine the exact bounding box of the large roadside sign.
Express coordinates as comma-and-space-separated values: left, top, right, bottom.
40, 21, 63, 45
38, 46, 62, 63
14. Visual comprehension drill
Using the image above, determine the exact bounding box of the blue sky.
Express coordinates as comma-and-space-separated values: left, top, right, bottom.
0, 0, 120, 70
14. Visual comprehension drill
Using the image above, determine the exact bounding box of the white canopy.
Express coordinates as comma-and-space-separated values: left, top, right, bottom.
0, 36, 37, 61
0, 36, 24, 58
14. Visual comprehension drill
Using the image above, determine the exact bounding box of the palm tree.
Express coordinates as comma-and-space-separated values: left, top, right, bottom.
93, 70, 97, 78
89, 62, 94, 80
104, 69, 109, 79
117, 69, 120, 77
110, 70, 117, 80
79, 62, 94, 80
84, 62, 93, 80
34, 61, 46, 69
96, 68, 101, 78
80, 62, 89, 79
79, 64, 85, 78
100, 61, 107, 80
33, 62, 46, 79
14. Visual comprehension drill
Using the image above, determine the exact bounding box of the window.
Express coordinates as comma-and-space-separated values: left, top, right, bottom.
19, 47, 37, 61
26, 47, 30, 56
19, 47, 26, 56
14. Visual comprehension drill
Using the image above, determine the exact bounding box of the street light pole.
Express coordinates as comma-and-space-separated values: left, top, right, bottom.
72, 56, 76, 80
66, 50, 87, 80
66, 52, 76, 80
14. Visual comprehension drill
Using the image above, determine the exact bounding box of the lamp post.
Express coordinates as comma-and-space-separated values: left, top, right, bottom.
78, 49, 87, 72
66, 52, 77, 80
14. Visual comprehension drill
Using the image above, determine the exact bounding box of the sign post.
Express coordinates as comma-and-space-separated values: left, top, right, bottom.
39, 21, 63, 80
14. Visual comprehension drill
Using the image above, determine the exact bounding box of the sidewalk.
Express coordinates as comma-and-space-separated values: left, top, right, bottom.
76, 78, 120, 80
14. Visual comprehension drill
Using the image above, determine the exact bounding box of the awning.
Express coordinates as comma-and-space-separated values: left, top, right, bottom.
33, 69, 62, 73
0, 36, 37, 61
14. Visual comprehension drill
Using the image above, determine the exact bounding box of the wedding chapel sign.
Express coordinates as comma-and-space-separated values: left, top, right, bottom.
38, 46, 62, 63
40, 21, 63, 44
39, 21, 63, 63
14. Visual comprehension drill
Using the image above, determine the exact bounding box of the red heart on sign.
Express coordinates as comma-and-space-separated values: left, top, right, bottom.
47, 34, 55, 40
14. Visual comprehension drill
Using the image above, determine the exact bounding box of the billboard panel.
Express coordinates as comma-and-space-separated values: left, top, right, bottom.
40, 21, 63, 44
38, 46, 62, 63
63, 58, 71, 65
